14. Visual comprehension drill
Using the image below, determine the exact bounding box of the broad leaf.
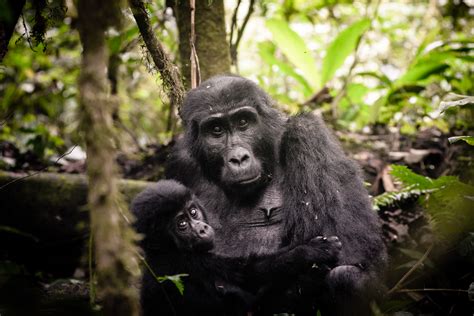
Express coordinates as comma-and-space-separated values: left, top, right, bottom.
448, 136, 474, 146
258, 42, 312, 97
396, 63, 448, 87
390, 165, 434, 189
321, 18, 371, 86
266, 19, 320, 89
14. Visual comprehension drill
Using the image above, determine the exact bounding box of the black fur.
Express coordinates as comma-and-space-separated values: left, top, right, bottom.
166, 75, 387, 315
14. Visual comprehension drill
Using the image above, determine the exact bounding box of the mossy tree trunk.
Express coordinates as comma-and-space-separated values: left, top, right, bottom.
77, 0, 140, 315
174, 0, 231, 88
0, 0, 26, 62
130, 0, 185, 130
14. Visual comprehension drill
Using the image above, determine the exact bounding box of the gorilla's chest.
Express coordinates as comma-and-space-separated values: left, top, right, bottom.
213, 184, 285, 257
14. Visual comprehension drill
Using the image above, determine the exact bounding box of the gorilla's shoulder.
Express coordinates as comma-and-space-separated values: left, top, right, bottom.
165, 136, 201, 185
284, 112, 326, 132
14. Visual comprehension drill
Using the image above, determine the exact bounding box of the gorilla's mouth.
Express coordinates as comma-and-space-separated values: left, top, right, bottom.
237, 174, 261, 185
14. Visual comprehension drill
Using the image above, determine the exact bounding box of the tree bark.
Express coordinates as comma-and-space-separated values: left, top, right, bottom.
174, 0, 231, 88
0, 0, 26, 63
77, 0, 140, 314
130, 0, 185, 128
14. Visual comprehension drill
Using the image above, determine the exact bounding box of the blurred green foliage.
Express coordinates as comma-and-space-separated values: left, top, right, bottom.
0, 0, 176, 162
241, 0, 474, 132
374, 164, 474, 243
0, 0, 473, 162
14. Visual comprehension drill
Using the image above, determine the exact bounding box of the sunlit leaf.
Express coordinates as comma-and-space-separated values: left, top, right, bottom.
356, 71, 392, 87
390, 165, 434, 189
158, 274, 188, 295
258, 42, 312, 97
414, 26, 441, 60
266, 19, 320, 89
321, 18, 371, 85
448, 136, 474, 146
396, 63, 448, 87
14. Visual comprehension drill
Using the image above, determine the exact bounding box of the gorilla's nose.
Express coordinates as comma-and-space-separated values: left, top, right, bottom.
199, 224, 210, 235
228, 147, 250, 169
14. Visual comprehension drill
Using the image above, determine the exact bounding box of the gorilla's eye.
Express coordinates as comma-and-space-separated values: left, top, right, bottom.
212, 125, 223, 136
189, 208, 198, 218
177, 220, 188, 231
238, 119, 248, 128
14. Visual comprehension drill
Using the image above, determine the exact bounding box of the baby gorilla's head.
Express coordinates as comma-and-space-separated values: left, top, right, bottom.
132, 180, 215, 252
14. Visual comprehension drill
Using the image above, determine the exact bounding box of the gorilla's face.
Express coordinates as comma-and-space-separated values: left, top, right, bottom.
181, 75, 283, 194
197, 106, 267, 190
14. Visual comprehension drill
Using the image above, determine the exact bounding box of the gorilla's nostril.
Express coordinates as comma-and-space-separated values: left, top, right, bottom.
229, 158, 240, 165
200, 229, 206, 235
241, 155, 249, 162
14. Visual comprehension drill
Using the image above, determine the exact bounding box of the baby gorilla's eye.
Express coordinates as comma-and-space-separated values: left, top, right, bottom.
177, 220, 188, 231
189, 208, 198, 218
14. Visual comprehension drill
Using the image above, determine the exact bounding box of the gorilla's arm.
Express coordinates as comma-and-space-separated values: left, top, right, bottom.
279, 113, 387, 313
248, 236, 341, 282
280, 113, 386, 271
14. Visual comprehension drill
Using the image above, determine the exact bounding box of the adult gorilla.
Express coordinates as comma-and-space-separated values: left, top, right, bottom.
166, 75, 387, 315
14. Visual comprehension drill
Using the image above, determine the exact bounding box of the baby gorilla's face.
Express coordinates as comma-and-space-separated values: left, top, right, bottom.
170, 198, 215, 252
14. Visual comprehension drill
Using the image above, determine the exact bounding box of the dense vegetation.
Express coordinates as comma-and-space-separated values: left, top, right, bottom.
0, 0, 473, 315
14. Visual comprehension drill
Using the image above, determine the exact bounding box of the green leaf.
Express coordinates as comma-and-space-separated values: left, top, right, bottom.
158, 274, 188, 295
413, 26, 441, 61
426, 180, 474, 241
356, 71, 391, 87
266, 19, 320, 89
448, 136, 474, 146
258, 42, 312, 97
390, 165, 434, 189
396, 63, 449, 87
320, 18, 371, 86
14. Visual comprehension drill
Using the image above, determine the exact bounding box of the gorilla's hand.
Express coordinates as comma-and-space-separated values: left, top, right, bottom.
299, 235, 342, 268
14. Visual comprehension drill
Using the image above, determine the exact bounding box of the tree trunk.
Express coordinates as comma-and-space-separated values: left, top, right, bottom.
0, 0, 26, 62
174, 0, 231, 88
77, 0, 140, 314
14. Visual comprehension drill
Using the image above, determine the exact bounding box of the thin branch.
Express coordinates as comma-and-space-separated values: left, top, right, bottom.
0, 145, 77, 191
388, 244, 434, 295
189, 0, 201, 88
397, 288, 468, 294
230, 0, 256, 69
0, 112, 13, 126
129, 0, 185, 124
229, 0, 242, 47
20, 14, 36, 52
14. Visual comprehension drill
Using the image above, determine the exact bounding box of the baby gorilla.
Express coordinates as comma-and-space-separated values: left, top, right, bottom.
132, 180, 342, 316
133, 180, 262, 315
